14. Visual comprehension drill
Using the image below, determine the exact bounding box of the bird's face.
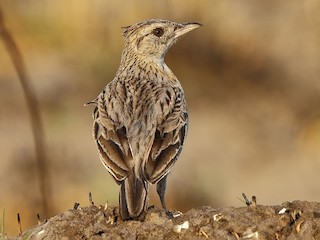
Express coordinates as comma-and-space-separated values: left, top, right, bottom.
122, 19, 201, 61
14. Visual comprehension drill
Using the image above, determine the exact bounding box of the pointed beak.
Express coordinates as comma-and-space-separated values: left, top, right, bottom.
173, 22, 202, 39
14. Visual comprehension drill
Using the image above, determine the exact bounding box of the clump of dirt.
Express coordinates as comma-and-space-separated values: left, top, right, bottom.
11, 200, 320, 239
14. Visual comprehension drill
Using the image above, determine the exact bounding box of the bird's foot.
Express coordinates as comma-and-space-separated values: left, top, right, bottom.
166, 210, 182, 219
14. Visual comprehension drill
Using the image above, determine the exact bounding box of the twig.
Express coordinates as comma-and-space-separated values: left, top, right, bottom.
74, 203, 80, 210
17, 213, 22, 235
37, 213, 41, 225
242, 193, 257, 207
0, 6, 52, 217
1, 209, 5, 235
89, 192, 94, 206
242, 193, 251, 206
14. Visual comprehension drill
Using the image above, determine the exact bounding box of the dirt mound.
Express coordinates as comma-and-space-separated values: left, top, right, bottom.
11, 200, 320, 239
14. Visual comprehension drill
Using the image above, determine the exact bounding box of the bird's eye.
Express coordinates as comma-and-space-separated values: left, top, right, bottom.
152, 28, 164, 37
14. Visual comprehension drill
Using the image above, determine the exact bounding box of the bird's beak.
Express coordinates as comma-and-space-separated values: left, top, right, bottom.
173, 22, 202, 39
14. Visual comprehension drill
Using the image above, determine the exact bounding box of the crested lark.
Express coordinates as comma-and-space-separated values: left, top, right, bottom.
89, 19, 201, 220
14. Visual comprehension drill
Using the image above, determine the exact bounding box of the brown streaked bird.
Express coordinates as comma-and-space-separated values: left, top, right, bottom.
88, 19, 201, 220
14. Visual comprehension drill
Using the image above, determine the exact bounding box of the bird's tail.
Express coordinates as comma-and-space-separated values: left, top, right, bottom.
119, 173, 148, 220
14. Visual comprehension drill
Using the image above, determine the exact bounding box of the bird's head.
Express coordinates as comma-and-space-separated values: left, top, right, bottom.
122, 19, 202, 62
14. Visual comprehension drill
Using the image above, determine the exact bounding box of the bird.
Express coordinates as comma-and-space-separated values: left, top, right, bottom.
88, 19, 201, 220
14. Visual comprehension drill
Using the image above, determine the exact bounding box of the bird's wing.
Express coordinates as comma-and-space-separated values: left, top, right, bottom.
93, 85, 132, 183
145, 86, 188, 184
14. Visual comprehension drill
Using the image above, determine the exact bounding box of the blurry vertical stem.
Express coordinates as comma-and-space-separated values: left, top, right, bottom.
1, 209, 4, 236
0, 6, 52, 216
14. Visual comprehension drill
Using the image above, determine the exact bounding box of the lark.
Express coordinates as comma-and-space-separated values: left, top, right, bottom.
88, 19, 201, 220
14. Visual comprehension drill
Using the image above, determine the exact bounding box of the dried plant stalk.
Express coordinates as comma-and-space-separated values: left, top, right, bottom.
0, 6, 52, 217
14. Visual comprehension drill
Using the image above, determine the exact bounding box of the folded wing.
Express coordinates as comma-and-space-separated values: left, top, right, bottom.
145, 86, 188, 184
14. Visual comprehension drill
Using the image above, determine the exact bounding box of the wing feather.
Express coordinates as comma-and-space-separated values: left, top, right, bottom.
93, 86, 133, 183
145, 87, 188, 183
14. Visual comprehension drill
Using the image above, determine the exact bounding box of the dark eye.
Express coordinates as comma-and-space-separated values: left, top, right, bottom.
152, 28, 164, 37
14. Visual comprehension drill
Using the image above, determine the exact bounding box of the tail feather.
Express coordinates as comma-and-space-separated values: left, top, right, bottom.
119, 174, 148, 220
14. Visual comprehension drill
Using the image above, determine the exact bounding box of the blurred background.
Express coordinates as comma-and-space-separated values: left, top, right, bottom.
1, 0, 320, 236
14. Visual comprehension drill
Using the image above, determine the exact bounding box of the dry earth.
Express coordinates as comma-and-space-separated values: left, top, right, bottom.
7, 200, 320, 240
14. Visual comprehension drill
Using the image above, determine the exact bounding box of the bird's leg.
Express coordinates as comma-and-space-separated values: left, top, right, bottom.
156, 175, 167, 210
156, 175, 173, 219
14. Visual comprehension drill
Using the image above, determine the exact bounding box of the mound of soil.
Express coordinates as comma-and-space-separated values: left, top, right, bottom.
13, 200, 320, 239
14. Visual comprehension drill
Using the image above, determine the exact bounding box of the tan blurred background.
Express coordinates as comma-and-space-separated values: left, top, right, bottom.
1, 0, 320, 236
